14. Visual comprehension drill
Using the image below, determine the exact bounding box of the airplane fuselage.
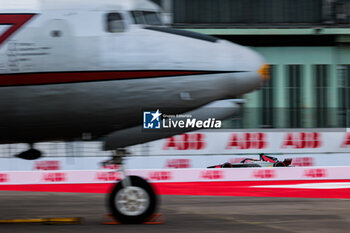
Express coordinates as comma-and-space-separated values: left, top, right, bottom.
0, 0, 266, 144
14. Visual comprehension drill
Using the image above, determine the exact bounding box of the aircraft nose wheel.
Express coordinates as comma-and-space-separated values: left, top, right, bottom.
116, 186, 150, 216
108, 176, 157, 224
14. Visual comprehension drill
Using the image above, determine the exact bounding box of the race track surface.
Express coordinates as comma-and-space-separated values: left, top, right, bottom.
0, 191, 349, 233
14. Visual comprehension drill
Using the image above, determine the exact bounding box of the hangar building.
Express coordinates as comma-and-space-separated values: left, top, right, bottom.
154, 0, 350, 129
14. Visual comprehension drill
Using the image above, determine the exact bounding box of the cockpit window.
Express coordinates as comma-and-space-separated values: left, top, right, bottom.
106, 13, 125, 33
131, 11, 144, 24
131, 11, 162, 25
143, 11, 162, 25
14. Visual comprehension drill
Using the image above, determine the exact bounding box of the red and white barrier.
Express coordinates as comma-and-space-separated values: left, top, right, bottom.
130, 131, 350, 155
0, 166, 349, 185
1, 153, 349, 172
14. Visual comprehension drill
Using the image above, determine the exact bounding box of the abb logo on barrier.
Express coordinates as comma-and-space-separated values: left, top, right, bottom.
0, 173, 8, 183
341, 133, 350, 147
200, 170, 223, 180
149, 171, 172, 181
42, 172, 66, 182
226, 133, 267, 150
34, 161, 60, 170
165, 159, 191, 169
282, 133, 322, 149
163, 133, 206, 150
303, 169, 327, 178
291, 157, 314, 167
95, 172, 121, 181
252, 170, 276, 179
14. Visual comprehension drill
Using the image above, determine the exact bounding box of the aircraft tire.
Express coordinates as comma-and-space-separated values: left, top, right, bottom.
108, 176, 157, 224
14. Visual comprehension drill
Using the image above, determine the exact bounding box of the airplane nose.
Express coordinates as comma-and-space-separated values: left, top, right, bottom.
220, 42, 269, 97
239, 46, 270, 87
239, 46, 269, 81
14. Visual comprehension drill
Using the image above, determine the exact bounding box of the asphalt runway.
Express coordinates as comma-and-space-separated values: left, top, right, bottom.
0, 191, 349, 233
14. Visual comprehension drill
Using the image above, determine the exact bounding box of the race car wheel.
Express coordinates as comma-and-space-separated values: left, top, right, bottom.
108, 176, 157, 224
274, 162, 285, 167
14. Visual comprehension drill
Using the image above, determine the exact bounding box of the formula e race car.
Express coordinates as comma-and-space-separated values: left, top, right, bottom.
207, 154, 292, 168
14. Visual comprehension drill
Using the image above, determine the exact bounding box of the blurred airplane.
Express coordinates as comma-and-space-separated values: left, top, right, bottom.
0, 0, 269, 224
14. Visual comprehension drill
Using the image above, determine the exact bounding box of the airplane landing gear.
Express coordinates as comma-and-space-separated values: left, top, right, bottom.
109, 176, 157, 224
106, 149, 158, 224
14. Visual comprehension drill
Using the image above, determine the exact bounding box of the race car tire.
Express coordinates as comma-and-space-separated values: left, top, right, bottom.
108, 176, 157, 224
274, 162, 285, 167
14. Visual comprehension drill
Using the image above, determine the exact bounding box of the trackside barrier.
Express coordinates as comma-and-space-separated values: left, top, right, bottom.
0, 167, 349, 185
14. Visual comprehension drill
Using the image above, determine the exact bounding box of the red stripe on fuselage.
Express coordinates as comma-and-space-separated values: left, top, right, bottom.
0, 14, 36, 46
0, 70, 225, 86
